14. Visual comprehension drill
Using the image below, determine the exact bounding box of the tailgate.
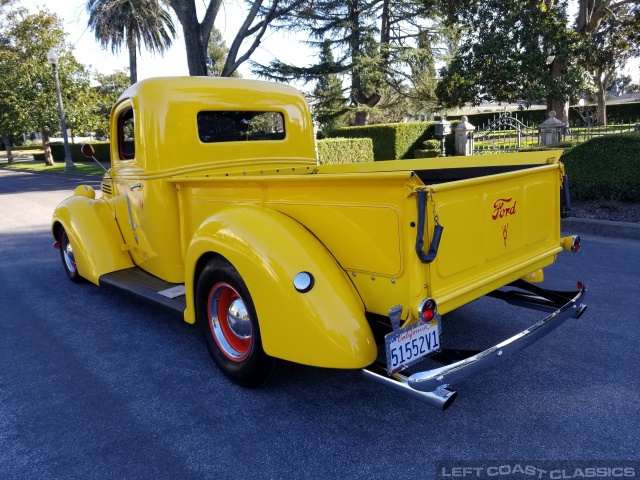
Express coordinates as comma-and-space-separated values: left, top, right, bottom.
422, 163, 563, 314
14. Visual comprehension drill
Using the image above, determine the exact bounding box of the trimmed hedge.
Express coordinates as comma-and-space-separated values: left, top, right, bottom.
13, 145, 39, 151
519, 141, 576, 152
317, 138, 374, 165
33, 153, 46, 161
414, 139, 442, 158
562, 132, 640, 201
50, 142, 110, 163
600, 102, 640, 122
328, 122, 438, 160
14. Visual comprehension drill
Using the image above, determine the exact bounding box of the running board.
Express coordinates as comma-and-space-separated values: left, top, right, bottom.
99, 267, 186, 315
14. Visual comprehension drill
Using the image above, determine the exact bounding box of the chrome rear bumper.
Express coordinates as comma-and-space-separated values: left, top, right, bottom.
363, 281, 587, 409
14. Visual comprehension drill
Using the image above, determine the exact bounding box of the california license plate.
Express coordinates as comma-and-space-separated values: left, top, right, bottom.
385, 318, 441, 375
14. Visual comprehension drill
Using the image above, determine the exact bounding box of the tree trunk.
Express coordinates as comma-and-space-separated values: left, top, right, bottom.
547, 98, 569, 126
354, 111, 369, 126
347, 0, 382, 126
576, 0, 609, 35
128, 32, 138, 85
41, 130, 54, 166
4, 136, 15, 164
547, 57, 569, 125
169, 0, 212, 76
596, 80, 607, 126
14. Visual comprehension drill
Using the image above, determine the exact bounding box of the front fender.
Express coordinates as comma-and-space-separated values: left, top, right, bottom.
184, 207, 377, 369
52, 195, 134, 284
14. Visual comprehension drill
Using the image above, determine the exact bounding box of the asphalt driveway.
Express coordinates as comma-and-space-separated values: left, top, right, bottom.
1, 169, 639, 479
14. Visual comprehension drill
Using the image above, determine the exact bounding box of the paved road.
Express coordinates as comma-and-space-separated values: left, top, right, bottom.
1, 169, 639, 479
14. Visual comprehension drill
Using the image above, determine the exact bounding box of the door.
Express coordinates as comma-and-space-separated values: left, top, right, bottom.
110, 103, 157, 268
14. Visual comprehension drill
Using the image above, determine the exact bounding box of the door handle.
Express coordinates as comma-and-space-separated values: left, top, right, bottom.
130, 183, 142, 191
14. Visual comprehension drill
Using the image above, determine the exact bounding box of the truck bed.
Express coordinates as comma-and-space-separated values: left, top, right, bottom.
169, 151, 565, 319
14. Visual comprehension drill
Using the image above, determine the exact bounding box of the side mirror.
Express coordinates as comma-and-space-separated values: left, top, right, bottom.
81, 143, 110, 178
81, 143, 95, 159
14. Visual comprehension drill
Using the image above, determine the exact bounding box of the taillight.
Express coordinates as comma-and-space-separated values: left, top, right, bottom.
562, 235, 580, 252
419, 298, 437, 323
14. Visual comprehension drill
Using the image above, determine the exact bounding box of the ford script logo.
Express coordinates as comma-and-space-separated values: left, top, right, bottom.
491, 197, 517, 220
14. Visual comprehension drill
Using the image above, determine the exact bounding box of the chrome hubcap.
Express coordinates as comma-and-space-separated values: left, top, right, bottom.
208, 283, 252, 361
227, 297, 251, 339
62, 233, 76, 274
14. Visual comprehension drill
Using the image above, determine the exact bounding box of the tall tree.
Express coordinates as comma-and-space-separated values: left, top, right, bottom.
310, 40, 348, 133
0, 8, 94, 165
86, 0, 176, 84
436, 0, 640, 125
207, 27, 239, 77
0, 1, 19, 162
92, 69, 130, 136
436, 0, 582, 124
168, 0, 306, 77
254, 0, 441, 125
583, 6, 640, 124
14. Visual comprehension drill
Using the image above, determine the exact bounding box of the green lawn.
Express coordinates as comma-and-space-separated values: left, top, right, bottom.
1, 160, 105, 176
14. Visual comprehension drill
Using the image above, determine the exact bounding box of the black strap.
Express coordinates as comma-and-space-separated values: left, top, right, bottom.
415, 190, 444, 264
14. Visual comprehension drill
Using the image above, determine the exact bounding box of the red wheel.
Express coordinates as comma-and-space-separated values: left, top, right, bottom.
207, 282, 252, 362
196, 257, 279, 387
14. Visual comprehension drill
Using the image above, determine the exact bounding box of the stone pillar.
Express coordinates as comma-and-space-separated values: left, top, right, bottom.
454, 116, 475, 156
539, 111, 565, 146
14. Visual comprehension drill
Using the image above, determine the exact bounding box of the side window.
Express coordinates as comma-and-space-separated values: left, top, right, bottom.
197, 111, 285, 143
118, 108, 135, 160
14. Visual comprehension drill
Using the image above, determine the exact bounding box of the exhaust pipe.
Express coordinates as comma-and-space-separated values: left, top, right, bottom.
362, 366, 458, 410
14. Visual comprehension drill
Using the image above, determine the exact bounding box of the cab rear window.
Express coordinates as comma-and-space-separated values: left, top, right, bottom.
197, 111, 285, 143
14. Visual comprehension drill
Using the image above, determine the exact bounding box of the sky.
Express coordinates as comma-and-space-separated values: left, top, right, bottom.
19, 0, 313, 83
17, 0, 640, 88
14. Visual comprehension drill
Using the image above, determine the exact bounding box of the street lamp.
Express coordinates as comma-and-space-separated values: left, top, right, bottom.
47, 49, 75, 171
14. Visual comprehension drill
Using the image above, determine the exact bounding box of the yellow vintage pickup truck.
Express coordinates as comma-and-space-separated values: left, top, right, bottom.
52, 77, 587, 409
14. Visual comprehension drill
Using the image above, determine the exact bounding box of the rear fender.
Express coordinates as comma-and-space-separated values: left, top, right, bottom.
52, 196, 134, 284
184, 207, 377, 369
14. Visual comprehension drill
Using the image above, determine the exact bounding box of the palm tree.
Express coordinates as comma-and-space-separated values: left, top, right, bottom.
87, 0, 176, 84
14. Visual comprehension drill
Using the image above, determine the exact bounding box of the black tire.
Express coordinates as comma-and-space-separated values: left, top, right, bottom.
58, 227, 84, 284
195, 257, 279, 387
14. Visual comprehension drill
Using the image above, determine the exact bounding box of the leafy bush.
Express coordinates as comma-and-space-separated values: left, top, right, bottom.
328, 122, 443, 160
414, 139, 441, 158
519, 141, 576, 152
50, 142, 110, 163
32, 153, 46, 161
561, 133, 640, 201
317, 138, 374, 165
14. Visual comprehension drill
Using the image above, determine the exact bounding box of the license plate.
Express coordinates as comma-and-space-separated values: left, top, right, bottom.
385, 318, 441, 375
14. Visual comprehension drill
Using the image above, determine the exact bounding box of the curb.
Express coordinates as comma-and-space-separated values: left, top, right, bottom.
561, 217, 640, 241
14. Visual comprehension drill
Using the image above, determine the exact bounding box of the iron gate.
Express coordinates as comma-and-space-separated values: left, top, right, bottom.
473, 112, 540, 154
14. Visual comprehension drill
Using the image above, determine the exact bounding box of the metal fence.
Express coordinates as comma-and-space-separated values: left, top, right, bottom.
473, 112, 640, 154
563, 119, 640, 143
